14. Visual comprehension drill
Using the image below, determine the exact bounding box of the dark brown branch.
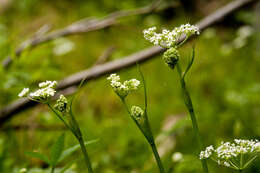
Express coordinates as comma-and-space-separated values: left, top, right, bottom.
1, 0, 162, 69
0, 0, 256, 126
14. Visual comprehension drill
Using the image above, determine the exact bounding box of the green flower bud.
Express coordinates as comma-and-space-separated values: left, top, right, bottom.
131, 106, 144, 125
162, 47, 179, 69
54, 95, 69, 114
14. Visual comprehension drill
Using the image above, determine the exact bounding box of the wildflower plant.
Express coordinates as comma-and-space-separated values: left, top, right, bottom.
200, 139, 260, 172
107, 67, 165, 173
18, 80, 94, 173
143, 24, 210, 173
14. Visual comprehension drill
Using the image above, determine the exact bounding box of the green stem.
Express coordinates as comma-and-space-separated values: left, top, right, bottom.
47, 104, 93, 173
150, 141, 165, 173
121, 98, 165, 173
51, 166, 55, 173
47, 104, 71, 131
77, 135, 94, 173
239, 170, 243, 173
176, 63, 209, 173
69, 111, 94, 173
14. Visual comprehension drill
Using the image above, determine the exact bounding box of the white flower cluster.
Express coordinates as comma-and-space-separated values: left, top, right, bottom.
143, 24, 200, 48
200, 139, 260, 169
107, 74, 140, 98
199, 145, 214, 159
18, 88, 30, 97
18, 81, 57, 102
54, 95, 69, 114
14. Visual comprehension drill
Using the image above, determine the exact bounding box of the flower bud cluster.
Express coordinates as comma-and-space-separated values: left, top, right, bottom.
107, 74, 140, 99
143, 24, 200, 48
162, 47, 180, 69
18, 81, 57, 102
131, 106, 144, 124
200, 139, 260, 169
54, 95, 69, 114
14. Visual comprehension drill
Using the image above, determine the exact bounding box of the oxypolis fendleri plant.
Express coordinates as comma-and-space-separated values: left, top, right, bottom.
18, 81, 94, 173
143, 24, 211, 173
200, 139, 260, 171
107, 72, 165, 173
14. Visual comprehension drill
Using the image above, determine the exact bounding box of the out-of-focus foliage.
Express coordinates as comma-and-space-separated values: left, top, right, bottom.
0, 0, 259, 172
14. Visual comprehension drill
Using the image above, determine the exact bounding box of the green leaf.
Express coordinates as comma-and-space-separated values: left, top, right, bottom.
58, 160, 76, 173
24, 151, 50, 164
58, 139, 99, 163
182, 46, 195, 79
50, 133, 65, 166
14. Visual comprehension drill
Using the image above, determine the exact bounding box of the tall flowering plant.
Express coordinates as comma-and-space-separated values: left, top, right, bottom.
18, 81, 94, 173
107, 70, 165, 173
143, 24, 209, 173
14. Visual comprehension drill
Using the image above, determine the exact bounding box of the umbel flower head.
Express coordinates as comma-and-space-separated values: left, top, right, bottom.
18, 81, 57, 103
54, 95, 69, 114
200, 139, 260, 170
107, 74, 140, 99
131, 106, 144, 125
143, 24, 200, 48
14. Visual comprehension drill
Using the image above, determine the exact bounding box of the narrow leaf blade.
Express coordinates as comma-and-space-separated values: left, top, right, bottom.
25, 151, 50, 164
50, 133, 65, 166
58, 139, 99, 163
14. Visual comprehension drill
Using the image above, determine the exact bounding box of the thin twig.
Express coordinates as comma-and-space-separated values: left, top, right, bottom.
95, 46, 116, 65
1, 0, 162, 69
0, 0, 256, 126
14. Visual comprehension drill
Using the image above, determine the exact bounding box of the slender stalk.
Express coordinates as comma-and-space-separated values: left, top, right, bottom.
121, 98, 165, 173
239, 170, 243, 173
69, 111, 94, 173
47, 104, 71, 131
47, 104, 93, 173
176, 62, 209, 173
150, 141, 165, 173
77, 135, 94, 173
51, 167, 55, 173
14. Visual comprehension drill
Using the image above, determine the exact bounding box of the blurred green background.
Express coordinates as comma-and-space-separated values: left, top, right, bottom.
0, 0, 259, 172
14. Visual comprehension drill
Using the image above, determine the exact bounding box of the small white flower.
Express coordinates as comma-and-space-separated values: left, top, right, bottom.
107, 73, 140, 98
19, 168, 27, 173
200, 139, 260, 170
39, 80, 57, 88
172, 152, 183, 162
18, 88, 29, 97
143, 24, 200, 48
200, 145, 214, 159
18, 81, 57, 103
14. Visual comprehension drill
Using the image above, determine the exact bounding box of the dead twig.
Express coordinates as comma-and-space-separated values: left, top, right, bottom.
1, 0, 162, 69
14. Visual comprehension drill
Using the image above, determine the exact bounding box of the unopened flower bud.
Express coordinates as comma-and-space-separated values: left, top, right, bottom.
162, 47, 179, 69
54, 95, 69, 114
131, 106, 144, 125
